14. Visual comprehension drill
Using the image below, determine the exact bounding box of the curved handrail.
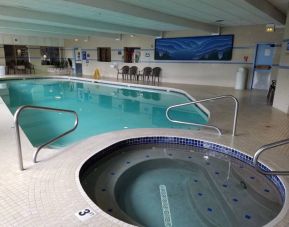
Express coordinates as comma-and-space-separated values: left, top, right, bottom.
253, 138, 289, 175
165, 95, 239, 136
14, 105, 78, 170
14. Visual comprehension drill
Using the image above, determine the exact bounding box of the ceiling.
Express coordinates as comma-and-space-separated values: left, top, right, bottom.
0, 0, 287, 39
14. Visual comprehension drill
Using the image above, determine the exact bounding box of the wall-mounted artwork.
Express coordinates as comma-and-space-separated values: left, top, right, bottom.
155, 35, 234, 61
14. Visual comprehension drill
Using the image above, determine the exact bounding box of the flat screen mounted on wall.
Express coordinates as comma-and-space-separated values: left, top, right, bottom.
154, 35, 234, 61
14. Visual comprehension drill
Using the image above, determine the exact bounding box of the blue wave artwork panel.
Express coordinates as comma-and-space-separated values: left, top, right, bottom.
154, 35, 234, 61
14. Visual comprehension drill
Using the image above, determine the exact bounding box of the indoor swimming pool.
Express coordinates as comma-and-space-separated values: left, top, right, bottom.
79, 137, 284, 227
0, 78, 208, 147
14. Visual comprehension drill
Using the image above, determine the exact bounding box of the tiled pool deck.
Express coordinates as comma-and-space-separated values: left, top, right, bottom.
0, 75, 289, 226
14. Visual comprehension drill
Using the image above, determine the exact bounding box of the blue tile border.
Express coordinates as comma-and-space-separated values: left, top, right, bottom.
80, 136, 285, 203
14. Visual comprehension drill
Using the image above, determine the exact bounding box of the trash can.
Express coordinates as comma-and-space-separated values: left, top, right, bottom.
235, 67, 248, 90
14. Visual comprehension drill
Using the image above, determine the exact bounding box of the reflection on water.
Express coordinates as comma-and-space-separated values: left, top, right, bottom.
0, 79, 208, 147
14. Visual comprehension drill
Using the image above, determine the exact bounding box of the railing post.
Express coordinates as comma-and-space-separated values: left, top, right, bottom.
165, 95, 239, 136
231, 96, 239, 136
253, 138, 289, 175
14, 107, 24, 171
13, 105, 78, 170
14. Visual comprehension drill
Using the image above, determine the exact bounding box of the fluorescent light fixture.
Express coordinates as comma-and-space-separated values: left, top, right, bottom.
156, 31, 164, 39
115, 34, 122, 41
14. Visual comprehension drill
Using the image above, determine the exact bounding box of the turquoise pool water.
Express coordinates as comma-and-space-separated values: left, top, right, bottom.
0, 79, 208, 147
81, 143, 282, 227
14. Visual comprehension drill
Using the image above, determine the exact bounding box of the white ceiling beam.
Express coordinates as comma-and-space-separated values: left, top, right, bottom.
65, 0, 217, 32
243, 0, 286, 24
0, 20, 119, 38
0, 5, 160, 36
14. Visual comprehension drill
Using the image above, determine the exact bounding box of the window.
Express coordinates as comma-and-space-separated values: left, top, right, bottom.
4, 45, 29, 66
40, 47, 60, 65
124, 47, 141, 63
97, 47, 111, 62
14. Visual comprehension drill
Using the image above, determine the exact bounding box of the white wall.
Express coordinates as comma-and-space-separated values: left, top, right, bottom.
273, 8, 289, 114
64, 25, 284, 88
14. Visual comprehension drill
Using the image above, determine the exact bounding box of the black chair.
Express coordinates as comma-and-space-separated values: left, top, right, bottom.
129, 66, 138, 80
152, 67, 161, 83
138, 67, 152, 81
25, 62, 35, 74
6, 62, 16, 74
117, 65, 129, 80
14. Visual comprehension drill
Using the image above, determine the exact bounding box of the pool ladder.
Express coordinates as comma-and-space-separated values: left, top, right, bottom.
14, 105, 78, 171
165, 95, 239, 136
253, 138, 289, 175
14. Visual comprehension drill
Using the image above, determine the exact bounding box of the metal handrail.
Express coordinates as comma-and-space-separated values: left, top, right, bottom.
253, 138, 289, 175
165, 95, 239, 136
14, 105, 79, 171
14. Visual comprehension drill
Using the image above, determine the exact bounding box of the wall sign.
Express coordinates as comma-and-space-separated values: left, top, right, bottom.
264, 49, 271, 56
75, 208, 96, 222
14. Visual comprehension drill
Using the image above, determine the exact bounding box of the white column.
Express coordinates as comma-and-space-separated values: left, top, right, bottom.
273, 6, 289, 114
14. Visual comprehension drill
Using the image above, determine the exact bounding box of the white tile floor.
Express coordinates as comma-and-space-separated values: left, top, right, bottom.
0, 75, 289, 226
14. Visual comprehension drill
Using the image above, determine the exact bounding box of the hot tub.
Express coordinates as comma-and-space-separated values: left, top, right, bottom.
79, 137, 285, 227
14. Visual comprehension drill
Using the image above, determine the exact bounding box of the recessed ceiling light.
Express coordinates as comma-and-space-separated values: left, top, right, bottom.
130, 34, 135, 37
84, 39, 88, 42
74, 38, 79, 42
115, 38, 120, 41
266, 23, 275, 32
